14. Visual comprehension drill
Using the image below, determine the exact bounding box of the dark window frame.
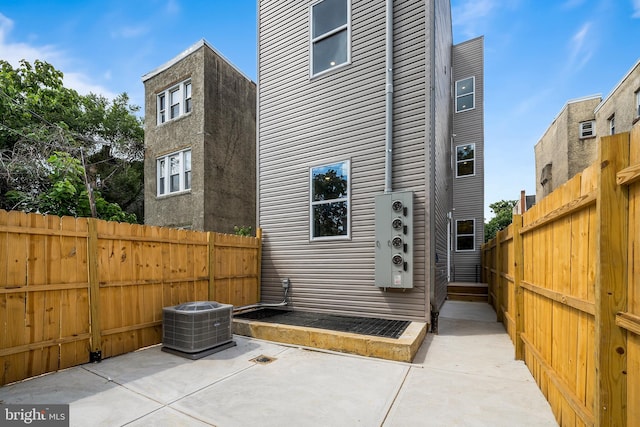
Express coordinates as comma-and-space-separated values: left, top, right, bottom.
309, 159, 351, 241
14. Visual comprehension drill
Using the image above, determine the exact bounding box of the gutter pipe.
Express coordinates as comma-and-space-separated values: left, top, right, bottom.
384, 0, 394, 194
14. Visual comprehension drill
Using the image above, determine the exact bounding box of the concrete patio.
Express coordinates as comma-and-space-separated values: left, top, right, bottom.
0, 301, 558, 426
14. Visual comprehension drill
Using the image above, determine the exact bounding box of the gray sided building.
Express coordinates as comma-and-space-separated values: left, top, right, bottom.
257, 0, 484, 323
142, 40, 256, 232
452, 37, 485, 283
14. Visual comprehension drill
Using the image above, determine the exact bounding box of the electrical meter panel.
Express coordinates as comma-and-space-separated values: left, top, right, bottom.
374, 191, 413, 288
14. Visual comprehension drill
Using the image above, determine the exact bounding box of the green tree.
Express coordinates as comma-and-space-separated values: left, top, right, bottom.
6, 152, 136, 222
312, 168, 348, 237
484, 199, 517, 242
233, 225, 253, 236
7, 152, 136, 222
0, 59, 144, 220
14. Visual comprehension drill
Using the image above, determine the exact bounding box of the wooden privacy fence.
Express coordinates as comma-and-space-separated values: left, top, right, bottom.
482, 124, 640, 427
0, 214, 261, 386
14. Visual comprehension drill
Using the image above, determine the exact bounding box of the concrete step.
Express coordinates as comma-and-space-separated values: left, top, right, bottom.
447, 282, 488, 302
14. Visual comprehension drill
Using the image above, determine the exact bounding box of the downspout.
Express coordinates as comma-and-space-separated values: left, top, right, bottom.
239, 2, 289, 315
447, 211, 452, 282
427, 0, 437, 332
384, 0, 394, 194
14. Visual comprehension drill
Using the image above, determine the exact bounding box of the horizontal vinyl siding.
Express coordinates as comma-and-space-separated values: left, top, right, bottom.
452, 252, 481, 282
432, 0, 453, 310
258, 0, 430, 321
452, 37, 484, 282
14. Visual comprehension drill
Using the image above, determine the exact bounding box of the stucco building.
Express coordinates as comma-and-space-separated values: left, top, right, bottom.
535, 59, 640, 200
534, 95, 601, 200
142, 40, 256, 232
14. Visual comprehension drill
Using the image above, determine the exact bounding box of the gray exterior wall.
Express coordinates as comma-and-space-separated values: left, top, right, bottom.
202, 48, 257, 233
258, 0, 461, 322
451, 37, 484, 283
259, 0, 423, 321
431, 0, 453, 310
143, 41, 256, 233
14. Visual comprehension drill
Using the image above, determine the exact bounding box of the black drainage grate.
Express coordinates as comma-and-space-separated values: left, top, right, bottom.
250, 355, 276, 364
235, 309, 411, 339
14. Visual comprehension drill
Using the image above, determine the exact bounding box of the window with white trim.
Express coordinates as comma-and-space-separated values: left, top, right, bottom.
184, 82, 192, 113
310, 0, 350, 77
455, 77, 475, 112
170, 88, 180, 119
635, 90, 640, 117
157, 149, 191, 196
456, 144, 475, 177
579, 120, 595, 138
157, 79, 192, 124
456, 219, 475, 251
608, 114, 615, 135
158, 93, 166, 124
310, 160, 350, 240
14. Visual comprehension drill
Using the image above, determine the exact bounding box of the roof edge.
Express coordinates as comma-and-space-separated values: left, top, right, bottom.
141, 38, 255, 84
594, 57, 640, 114
535, 94, 602, 145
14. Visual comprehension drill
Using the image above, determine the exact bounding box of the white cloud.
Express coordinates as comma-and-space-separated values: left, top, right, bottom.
0, 13, 116, 99
63, 72, 117, 99
452, 0, 522, 39
452, 0, 496, 37
0, 13, 62, 67
165, 0, 181, 15
567, 22, 593, 71
0, 12, 13, 38
111, 25, 149, 39
633, 0, 640, 18
561, 0, 586, 9
514, 88, 554, 117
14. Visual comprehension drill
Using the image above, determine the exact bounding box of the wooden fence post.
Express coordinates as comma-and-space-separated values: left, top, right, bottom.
480, 244, 485, 284
208, 232, 215, 301
495, 229, 503, 322
595, 133, 629, 427
512, 214, 525, 360
87, 218, 102, 361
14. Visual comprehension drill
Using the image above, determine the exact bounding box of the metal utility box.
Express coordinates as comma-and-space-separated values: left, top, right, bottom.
374, 191, 413, 288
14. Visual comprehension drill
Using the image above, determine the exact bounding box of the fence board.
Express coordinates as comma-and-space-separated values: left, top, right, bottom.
625, 124, 640, 427
595, 132, 629, 427
0, 211, 261, 385
483, 127, 640, 426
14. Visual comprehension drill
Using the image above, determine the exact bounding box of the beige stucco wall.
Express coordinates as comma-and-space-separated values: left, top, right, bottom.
567, 98, 602, 178
595, 61, 640, 138
534, 97, 600, 200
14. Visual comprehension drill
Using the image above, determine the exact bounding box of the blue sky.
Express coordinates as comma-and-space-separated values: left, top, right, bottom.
1, 0, 639, 219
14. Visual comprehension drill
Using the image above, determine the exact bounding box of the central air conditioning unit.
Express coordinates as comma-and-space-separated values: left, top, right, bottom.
162, 301, 236, 359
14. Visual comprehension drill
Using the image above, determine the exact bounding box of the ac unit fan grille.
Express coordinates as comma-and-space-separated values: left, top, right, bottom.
162, 301, 233, 353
